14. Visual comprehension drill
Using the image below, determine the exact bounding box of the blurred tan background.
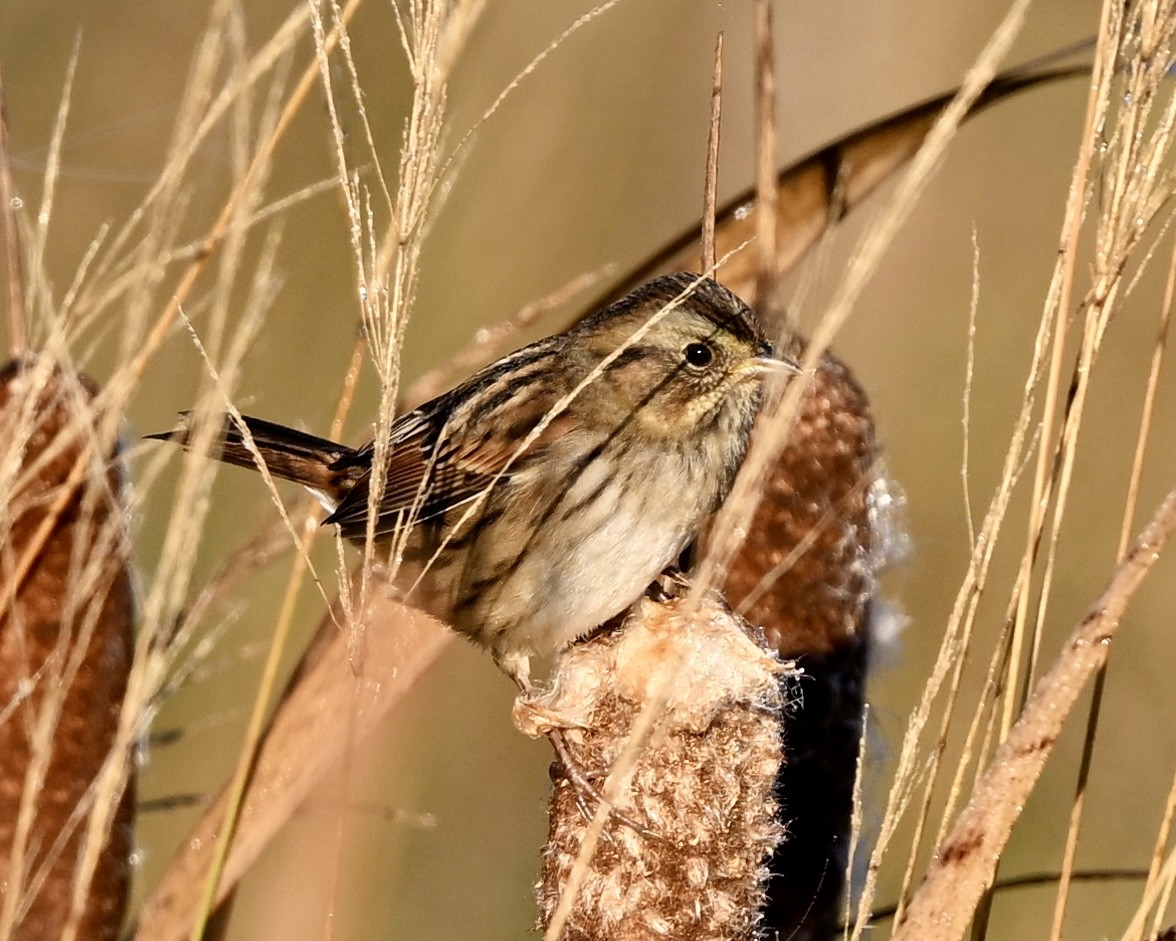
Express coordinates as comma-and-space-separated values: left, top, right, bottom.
4, 1, 1175, 938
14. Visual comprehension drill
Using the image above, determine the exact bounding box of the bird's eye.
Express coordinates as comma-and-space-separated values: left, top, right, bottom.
684, 342, 714, 368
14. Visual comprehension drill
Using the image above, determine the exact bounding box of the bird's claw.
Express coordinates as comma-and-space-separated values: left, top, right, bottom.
546, 729, 659, 841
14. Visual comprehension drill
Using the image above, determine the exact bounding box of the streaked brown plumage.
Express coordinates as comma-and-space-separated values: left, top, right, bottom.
152, 273, 789, 686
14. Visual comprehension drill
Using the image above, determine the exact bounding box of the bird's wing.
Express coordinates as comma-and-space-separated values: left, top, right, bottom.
323, 393, 576, 540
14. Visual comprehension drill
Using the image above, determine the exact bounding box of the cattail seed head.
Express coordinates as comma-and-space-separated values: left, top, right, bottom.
523, 591, 789, 941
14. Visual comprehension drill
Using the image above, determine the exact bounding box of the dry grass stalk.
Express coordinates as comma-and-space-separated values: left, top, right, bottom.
0, 74, 26, 358
722, 348, 886, 940
0, 360, 134, 941
701, 32, 724, 276
752, 0, 779, 316
893, 483, 1176, 941
522, 592, 787, 941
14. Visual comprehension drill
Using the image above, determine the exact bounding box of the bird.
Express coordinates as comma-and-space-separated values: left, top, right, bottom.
150, 272, 792, 690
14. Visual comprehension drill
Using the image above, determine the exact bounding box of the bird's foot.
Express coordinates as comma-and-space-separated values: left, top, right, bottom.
545, 728, 659, 841
512, 678, 658, 841
645, 565, 690, 603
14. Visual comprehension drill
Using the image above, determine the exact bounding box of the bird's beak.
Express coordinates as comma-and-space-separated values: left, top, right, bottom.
756, 355, 802, 375
748, 350, 803, 376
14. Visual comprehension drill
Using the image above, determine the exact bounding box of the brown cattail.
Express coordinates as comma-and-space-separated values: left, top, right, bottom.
523, 591, 788, 941
0, 358, 135, 941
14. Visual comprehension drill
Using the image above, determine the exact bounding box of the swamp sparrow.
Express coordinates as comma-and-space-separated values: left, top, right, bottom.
152, 273, 791, 688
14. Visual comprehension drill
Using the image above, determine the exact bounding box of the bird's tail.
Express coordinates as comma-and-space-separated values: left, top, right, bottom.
147, 413, 364, 506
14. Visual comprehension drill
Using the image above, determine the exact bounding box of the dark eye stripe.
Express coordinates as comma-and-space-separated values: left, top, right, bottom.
603, 346, 654, 372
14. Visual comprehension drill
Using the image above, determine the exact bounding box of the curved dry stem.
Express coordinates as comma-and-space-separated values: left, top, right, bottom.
133, 582, 452, 941
893, 484, 1176, 941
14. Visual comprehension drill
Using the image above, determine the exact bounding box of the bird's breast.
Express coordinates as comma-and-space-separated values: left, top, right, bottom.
436, 438, 721, 659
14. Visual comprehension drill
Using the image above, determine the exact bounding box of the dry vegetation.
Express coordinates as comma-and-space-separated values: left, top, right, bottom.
1, 1, 1175, 939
